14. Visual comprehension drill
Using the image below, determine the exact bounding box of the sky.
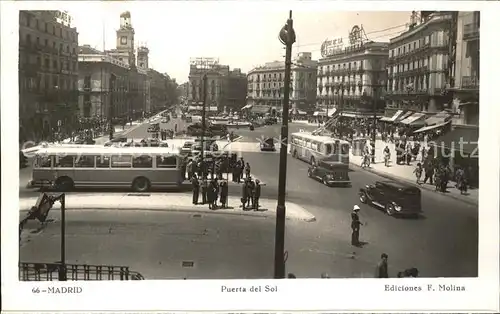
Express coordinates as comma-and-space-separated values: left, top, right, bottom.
67, 2, 412, 84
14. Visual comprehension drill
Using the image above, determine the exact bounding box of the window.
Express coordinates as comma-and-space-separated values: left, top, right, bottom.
75, 155, 95, 168
156, 155, 177, 168
56, 156, 74, 168
36, 155, 52, 168
111, 155, 132, 168
53, 60, 58, 69
325, 144, 332, 155
120, 36, 127, 45
36, 37, 40, 45
132, 155, 153, 168
53, 41, 56, 49
96, 155, 110, 168
44, 38, 48, 46
341, 144, 349, 155
44, 23, 48, 32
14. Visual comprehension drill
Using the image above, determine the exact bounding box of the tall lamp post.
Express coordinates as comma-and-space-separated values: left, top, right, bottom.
274, 10, 295, 279
200, 74, 208, 177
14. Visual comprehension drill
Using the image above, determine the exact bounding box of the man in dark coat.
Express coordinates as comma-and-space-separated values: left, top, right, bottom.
219, 180, 228, 208
209, 179, 219, 210
246, 177, 255, 208
238, 157, 245, 181
375, 253, 389, 278
241, 180, 248, 210
201, 177, 208, 204
253, 179, 262, 210
191, 174, 200, 205
351, 205, 363, 246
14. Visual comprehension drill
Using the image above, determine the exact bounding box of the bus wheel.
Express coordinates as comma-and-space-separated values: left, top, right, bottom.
55, 176, 74, 192
132, 177, 151, 192
310, 157, 316, 166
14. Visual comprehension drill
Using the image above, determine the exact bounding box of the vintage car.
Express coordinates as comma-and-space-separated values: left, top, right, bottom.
358, 180, 422, 217
147, 123, 160, 133
307, 161, 350, 187
260, 137, 276, 152
185, 116, 193, 123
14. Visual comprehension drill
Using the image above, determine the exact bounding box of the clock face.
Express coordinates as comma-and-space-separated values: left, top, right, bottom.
120, 36, 127, 45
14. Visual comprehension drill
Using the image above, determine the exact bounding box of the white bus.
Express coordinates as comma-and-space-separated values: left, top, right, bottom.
29, 146, 186, 192
290, 132, 350, 166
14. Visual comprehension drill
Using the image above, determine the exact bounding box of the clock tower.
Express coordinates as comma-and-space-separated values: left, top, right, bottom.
115, 11, 135, 67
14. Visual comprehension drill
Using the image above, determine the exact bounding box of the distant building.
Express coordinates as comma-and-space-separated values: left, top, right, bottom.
224, 68, 248, 111
246, 52, 317, 113
451, 11, 479, 126
78, 52, 130, 119
19, 10, 79, 142
188, 58, 228, 112
317, 25, 387, 118
386, 11, 454, 115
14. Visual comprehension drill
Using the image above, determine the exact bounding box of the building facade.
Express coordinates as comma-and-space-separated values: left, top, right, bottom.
188, 58, 229, 111
317, 41, 388, 116
385, 11, 454, 116
246, 52, 317, 111
224, 68, 248, 111
451, 11, 479, 126
77, 53, 130, 120
19, 10, 79, 142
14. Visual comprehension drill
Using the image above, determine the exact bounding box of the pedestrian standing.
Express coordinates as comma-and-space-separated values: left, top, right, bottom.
219, 180, 228, 208
253, 179, 262, 210
246, 177, 255, 208
383, 145, 390, 167
351, 205, 363, 246
245, 162, 251, 179
455, 166, 468, 195
423, 158, 434, 185
191, 175, 200, 205
239, 157, 245, 181
201, 177, 208, 204
413, 163, 423, 184
241, 180, 248, 210
375, 253, 389, 278
187, 159, 193, 180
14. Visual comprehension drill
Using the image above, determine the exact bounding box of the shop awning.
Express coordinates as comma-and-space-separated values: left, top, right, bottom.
241, 104, 253, 110
251, 105, 271, 114
432, 126, 479, 155
395, 111, 413, 122
413, 120, 451, 133
381, 109, 404, 122
400, 112, 426, 125
424, 110, 452, 126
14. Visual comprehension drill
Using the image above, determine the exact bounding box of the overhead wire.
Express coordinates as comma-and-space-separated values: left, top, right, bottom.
294, 23, 409, 48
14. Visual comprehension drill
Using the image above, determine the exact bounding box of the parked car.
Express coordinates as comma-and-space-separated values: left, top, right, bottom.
172, 113, 178, 119
104, 137, 128, 146
260, 137, 276, 152
358, 180, 422, 217
147, 123, 160, 133
180, 141, 195, 155
185, 116, 192, 123
307, 161, 350, 187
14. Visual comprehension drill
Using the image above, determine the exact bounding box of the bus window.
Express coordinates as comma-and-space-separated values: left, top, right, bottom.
111, 155, 132, 168
96, 155, 110, 168
56, 156, 74, 168
333, 143, 339, 155
341, 144, 349, 156
325, 144, 332, 155
132, 155, 153, 168
75, 155, 95, 168
156, 155, 177, 168
36, 155, 52, 168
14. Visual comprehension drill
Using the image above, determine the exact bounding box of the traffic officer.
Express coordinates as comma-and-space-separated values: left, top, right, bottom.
253, 179, 262, 210
351, 205, 363, 246
191, 174, 200, 205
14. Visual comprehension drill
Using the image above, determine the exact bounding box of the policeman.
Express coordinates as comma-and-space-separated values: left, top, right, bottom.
351, 205, 363, 246
253, 179, 262, 210
191, 174, 200, 205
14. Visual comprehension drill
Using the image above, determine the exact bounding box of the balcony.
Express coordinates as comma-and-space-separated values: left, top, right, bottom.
463, 23, 479, 41
461, 76, 479, 89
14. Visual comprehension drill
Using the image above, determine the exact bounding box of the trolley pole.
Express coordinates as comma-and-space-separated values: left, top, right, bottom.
200, 74, 208, 178
274, 10, 295, 279
59, 194, 67, 281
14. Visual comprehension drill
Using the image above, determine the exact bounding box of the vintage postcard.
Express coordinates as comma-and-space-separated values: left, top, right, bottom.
1, 0, 498, 312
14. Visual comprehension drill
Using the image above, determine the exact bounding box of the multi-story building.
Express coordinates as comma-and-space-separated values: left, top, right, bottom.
317, 42, 388, 117
246, 52, 317, 112
148, 69, 171, 113
188, 58, 229, 113
224, 68, 248, 112
77, 50, 130, 120
106, 11, 136, 68
385, 11, 454, 116
451, 11, 479, 126
19, 10, 79, 142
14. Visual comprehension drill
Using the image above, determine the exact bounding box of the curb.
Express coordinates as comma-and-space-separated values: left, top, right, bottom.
349, 162, 478, 206
19, 205, 316, 222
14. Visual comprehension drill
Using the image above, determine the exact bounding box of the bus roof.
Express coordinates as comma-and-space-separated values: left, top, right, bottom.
291, 132, 350, 145
35, 146, 181, 156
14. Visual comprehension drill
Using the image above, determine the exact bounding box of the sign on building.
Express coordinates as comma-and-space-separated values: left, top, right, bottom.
54, 11, 72, 27
320, 37, 344, 57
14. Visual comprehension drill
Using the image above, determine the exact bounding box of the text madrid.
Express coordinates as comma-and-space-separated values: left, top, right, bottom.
47, 287, 83, 294
385, 284, 466, 292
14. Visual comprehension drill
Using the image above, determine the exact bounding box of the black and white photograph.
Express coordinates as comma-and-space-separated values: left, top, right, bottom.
3, 1, 499, 312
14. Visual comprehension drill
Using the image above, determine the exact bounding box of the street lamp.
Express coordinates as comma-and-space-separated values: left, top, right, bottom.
274, 10, 295, 279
